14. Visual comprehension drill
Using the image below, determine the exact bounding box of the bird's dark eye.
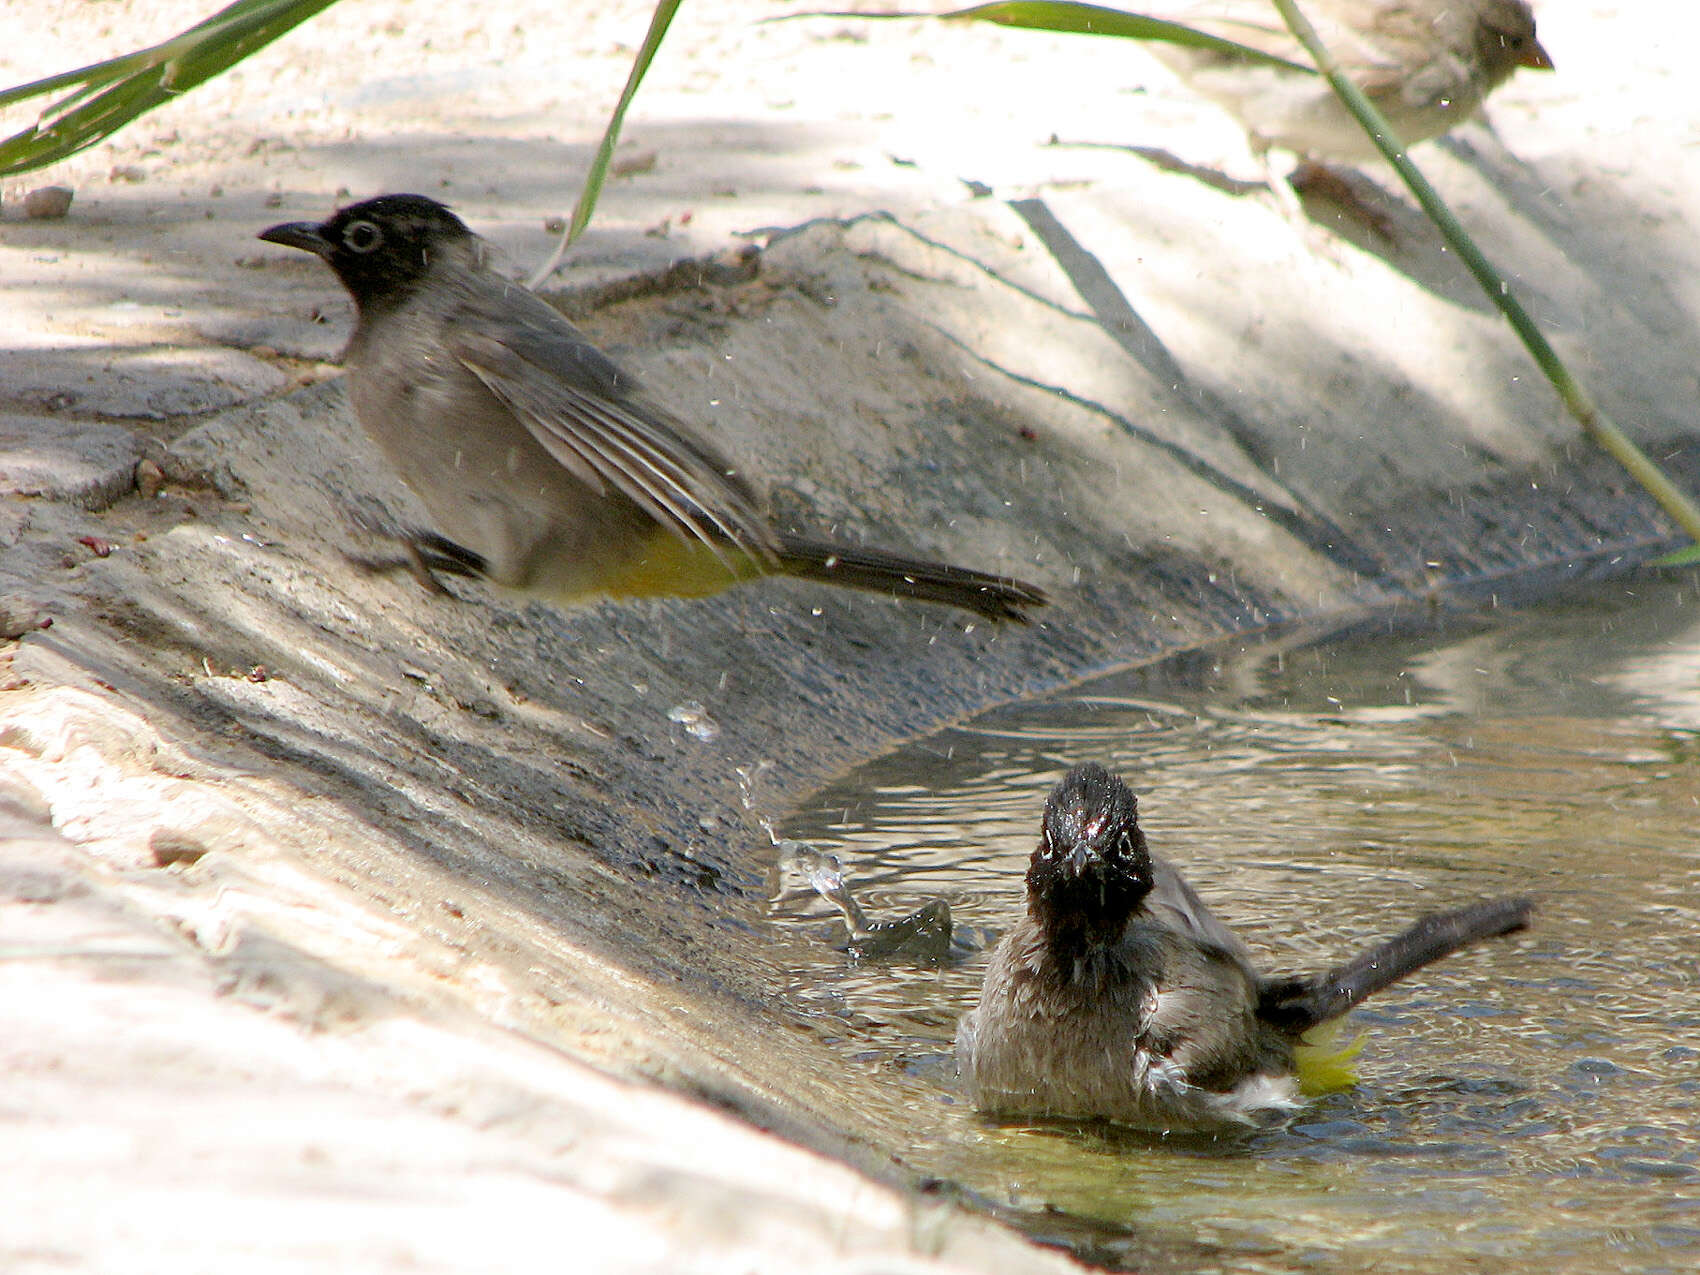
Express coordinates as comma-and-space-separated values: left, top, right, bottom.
342, 220, 383, 253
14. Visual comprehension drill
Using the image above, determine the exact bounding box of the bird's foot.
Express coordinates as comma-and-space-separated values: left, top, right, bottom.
338, 501, 484, 596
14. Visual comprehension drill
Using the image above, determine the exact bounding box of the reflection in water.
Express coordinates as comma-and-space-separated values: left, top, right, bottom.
778, 578, 1700, 1274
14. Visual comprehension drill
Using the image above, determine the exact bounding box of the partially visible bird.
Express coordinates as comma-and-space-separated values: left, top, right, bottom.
956, 762, 1534, 1132
1152, 0, 1553, 164
257, 195, 1048, 624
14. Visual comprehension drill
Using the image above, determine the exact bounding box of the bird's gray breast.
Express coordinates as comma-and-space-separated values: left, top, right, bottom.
958, 918, 1290, 1130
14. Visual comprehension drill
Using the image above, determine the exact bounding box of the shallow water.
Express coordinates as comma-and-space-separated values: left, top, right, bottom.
777, 577, 1700, 1273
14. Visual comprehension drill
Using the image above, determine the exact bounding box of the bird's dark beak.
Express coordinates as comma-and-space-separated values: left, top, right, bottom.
1520, 38, 1554, 71
257, 221, 332, 257
1062, 841, 1097, 877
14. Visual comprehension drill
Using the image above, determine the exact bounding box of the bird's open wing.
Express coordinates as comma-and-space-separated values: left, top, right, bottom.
450, 288, 777, 566
1146, 854, 1258, 969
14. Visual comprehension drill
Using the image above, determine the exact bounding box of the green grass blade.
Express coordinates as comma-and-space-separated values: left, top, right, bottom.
774, 4, 1314, 72
528, 0, 686, 286
1270, 0, 1700, 553
1650, 544, 1700, 568
0, 0, 305, 109
0, 0, 339, 177
0, 57, 145, 111
164, 0, 337, 88
0, 76, 168, 172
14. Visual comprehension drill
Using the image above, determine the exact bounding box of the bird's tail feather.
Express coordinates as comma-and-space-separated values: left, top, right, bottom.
774, 535, 1048, 623
1258, 896, 1534, 1034
1293, 1019, 1366, 1096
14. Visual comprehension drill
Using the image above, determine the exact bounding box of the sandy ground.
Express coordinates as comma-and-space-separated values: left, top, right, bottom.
3, 3, 1699, 1272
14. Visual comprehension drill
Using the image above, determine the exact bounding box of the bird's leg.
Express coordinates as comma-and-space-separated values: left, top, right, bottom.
398, 540, 451, 595
338, 501, 484, 596
1253, 138, 1312, 228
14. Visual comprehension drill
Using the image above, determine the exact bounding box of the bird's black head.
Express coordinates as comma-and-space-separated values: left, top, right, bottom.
1477, 0, 1553, 76
1026, 763, 1155, 955
258, 194, 477, 313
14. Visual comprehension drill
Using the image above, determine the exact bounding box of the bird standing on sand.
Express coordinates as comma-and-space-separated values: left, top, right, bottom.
1153, 0, 1553, 163
957, 762, 1533, 1131
258, 195, 1047, 624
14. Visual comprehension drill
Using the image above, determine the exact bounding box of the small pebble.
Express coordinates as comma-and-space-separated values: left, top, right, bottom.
0, 599, 50, 640
147, 830, 210, 868
612, 149, 658, 178
22, 185, 74, 219
136, 457, 165, 499
108, 164, 146, 184
667, 700, 720, 741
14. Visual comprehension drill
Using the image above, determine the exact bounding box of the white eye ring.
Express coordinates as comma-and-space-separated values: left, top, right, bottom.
343, 220, 383, 253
